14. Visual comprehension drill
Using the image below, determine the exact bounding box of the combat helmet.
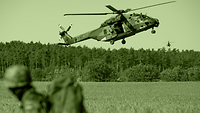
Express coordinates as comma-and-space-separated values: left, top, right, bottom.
4, 65, 32, 88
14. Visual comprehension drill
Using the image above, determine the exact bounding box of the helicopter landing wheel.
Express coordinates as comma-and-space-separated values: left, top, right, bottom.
110, 40, 115, 45
122, 39, 126, 44
151, 29, 156, 34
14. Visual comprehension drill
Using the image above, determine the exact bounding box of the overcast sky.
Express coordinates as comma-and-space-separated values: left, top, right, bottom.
0, 0, 199, 51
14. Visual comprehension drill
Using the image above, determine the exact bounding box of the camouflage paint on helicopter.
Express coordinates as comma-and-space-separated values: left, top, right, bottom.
58, 1, 175, 45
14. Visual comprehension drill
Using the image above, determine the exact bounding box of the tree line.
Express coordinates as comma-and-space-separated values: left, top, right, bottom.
0, 41, 200, 82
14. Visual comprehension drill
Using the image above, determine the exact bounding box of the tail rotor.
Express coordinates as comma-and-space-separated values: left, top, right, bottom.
66, 24, 72, 32
58, 24, 73, 42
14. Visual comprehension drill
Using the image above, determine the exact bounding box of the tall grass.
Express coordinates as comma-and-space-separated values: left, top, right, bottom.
0, 81, 200, 113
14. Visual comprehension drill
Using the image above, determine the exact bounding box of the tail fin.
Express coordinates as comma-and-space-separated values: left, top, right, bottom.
58, 24, 73, 44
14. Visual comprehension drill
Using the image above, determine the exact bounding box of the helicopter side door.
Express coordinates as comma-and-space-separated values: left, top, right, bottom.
103, 26, 117, 40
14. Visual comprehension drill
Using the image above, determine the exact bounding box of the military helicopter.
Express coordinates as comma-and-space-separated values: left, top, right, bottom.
166, 41, 174, 47
58, 1, 176, 45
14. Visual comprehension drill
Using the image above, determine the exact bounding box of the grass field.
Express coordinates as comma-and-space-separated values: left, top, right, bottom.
0, 81, 200, 113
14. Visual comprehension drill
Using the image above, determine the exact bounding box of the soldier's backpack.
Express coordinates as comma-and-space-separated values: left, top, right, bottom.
48, 76, 86, 113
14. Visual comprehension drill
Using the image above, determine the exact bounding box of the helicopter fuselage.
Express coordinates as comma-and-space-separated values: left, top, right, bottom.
58, 1, 175, 45
59, 13, 159, 45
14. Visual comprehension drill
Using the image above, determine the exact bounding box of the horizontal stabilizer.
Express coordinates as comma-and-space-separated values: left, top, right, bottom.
57, 43, 70, 45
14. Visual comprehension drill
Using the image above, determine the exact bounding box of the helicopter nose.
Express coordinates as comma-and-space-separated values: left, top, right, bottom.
154, 18, 159, 27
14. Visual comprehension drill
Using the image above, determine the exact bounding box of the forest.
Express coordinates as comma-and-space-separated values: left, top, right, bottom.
0, 41, 200, 82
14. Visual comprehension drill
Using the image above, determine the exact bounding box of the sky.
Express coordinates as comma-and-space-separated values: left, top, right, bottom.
0, 0, 200, 51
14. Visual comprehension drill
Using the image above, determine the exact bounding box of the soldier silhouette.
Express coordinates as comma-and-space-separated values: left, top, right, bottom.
4, 65, 49, 113
4, 64, 87, 113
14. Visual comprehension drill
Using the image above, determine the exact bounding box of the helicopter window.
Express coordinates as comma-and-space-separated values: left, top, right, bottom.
104, 29, 107, 34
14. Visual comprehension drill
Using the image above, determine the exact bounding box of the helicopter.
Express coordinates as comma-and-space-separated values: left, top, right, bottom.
58, 1, 176, 45
166, 41, 174, 47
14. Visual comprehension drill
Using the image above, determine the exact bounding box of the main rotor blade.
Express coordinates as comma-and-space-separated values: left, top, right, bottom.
106, 5, 119, 12
127, 1, 176, 12
63, 1, 176, 16
64, 12, 114, 16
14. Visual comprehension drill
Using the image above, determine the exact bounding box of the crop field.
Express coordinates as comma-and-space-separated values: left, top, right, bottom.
0, 81, 200, 113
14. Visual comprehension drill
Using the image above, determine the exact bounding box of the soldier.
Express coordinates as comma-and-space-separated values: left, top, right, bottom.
4, 65, 49, 113
48, 75, 87, 113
